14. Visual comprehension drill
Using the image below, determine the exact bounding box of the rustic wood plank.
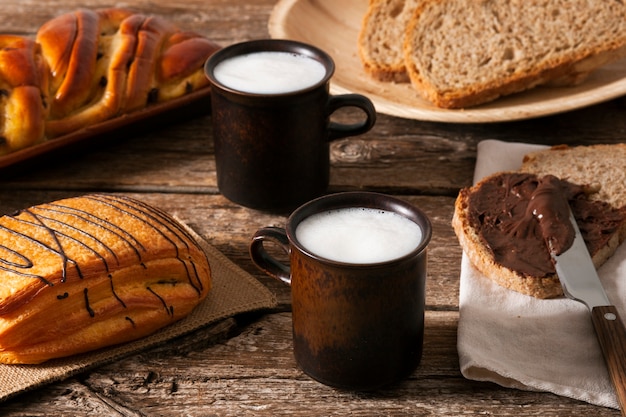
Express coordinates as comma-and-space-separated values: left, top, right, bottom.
3, 99, 626, 195
1, 312, 617, 416
0, 0, 276, 40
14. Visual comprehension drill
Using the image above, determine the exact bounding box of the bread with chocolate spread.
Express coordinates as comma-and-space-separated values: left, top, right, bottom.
521, 144, 626, 210
453, 171, 626, 299
0, 194, 212, 364
0, 8, 220, 155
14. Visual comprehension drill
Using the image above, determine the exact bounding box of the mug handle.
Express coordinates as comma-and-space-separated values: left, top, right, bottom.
327, 94, 376, 141
249, 227, 292, 285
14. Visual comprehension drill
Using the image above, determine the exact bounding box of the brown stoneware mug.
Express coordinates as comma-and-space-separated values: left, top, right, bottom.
204, 39, 376, 211
249, 192, 432, 390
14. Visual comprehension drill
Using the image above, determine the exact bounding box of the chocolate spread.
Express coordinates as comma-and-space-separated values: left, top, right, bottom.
466, 172, 625, 278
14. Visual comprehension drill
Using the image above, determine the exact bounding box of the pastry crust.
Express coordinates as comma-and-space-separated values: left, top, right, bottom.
0, 36, 49, 155
0, 194, 212, 364
38, 8, 220, 138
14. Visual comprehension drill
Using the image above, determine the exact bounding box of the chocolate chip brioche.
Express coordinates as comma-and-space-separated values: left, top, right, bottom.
0, 8, 220, 155
0, 194, 212, 364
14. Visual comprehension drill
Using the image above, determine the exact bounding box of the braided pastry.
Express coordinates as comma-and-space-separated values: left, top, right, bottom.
0, 36, 50, 155
0, 8, 219, 155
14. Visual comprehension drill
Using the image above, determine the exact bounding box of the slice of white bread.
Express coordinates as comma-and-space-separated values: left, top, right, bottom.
453, 144, 626, 299
358, 0, 421, 82
521, 144, 626, 210
403, 0, 626, 108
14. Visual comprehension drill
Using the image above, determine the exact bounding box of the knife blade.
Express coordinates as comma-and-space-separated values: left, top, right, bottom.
552, 208, 626, 415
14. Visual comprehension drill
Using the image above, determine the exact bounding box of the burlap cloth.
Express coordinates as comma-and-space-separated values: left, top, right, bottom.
0, 221, 278, 402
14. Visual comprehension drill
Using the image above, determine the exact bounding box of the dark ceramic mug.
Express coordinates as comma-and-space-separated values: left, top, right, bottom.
204, 40, 376, 211
249, 192, 432, 390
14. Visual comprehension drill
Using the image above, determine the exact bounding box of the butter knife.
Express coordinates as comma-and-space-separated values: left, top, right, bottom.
552, 208, 626, 415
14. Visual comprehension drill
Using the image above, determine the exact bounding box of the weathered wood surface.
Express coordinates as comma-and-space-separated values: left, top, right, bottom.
0, 0, 625, 415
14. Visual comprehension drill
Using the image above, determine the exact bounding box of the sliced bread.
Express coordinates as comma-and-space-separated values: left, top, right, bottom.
358, 0, 421, 82
403, 0, 626, 108
521, 144, 626, 210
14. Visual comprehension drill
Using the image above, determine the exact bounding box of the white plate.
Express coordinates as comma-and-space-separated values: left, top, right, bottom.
269, 0, 626, 123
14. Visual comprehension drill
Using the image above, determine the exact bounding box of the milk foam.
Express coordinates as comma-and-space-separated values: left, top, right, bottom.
295, 207, 423, 264
213, 51, 327, 94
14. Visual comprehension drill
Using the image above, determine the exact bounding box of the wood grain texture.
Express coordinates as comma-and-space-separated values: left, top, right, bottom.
0, 313, 612, 416
592, 306, 626, 416
0, 0, 624, 415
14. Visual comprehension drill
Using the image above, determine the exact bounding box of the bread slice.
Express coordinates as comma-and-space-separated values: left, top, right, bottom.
0, 194, 212, 364
521, 144, 626, 210
453, 171, 626, 299
453, 173, 565, 298
403, 0, 626, 108
358, 0, 421, 82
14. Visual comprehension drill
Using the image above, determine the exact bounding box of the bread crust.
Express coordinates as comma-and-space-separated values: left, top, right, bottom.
521, 144, 626, 210
0, 194, 212, 364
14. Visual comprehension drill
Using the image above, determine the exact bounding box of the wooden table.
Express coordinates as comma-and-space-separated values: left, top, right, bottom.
1, 1, 625, 415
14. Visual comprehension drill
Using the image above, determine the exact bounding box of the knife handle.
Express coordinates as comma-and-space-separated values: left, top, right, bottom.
591, 305, 626, 416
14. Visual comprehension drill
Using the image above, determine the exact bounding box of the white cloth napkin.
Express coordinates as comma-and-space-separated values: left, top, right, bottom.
458, 139, 626, 410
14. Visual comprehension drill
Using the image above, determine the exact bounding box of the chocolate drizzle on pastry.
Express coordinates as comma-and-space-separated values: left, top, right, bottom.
0, 194, 212, 364
0, 194, 209, 318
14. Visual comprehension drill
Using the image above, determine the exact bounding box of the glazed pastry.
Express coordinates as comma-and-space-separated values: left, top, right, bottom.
0, 8, 219, 155
37, 8, 220, 138
0, 35, 50, 155
0, 194, 212, 364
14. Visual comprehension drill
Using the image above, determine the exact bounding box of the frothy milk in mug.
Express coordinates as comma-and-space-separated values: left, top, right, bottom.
213, 51, 327, 94
295, 207, 423, 264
